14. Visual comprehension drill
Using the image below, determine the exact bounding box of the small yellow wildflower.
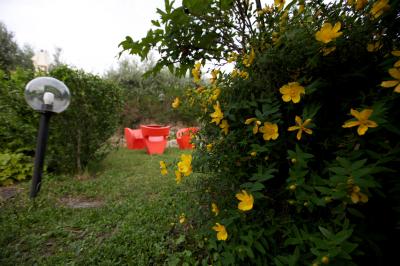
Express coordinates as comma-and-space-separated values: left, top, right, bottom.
279, 82, 305, 103
342, 108, 378, 135
367, 41, 383, 52
370, 0, 390, 19
211, 88, 221, 101
179, 213, 186, 224
315, 22, 343, 44
192, 62, 201, 83
392, 50, 400, 56
211, 203, 219, 216
219, 119, 229, 135
288, 116, 313, 140
210, 101, 224, 125
321, 256, 330, 265
250, 151, 257, 157
236, 190, 254, 211
240, 71, 249, 79
172, 97, 180, 109
243, 48, 255, 67
210, 69, 219, 84
231, 69, 239, 78
259, 122, 279, 141
206, 143, 213, 151
175, 170, 182, 184
227, 52, 238, 63
212, 223, 228, 241
160, 161, 168, 176
381, 68, 400, 93
274, 0, 285, 11
178, 154, 192, 176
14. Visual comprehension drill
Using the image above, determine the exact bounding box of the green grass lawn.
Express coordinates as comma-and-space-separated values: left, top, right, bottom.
0, 148, 206, 265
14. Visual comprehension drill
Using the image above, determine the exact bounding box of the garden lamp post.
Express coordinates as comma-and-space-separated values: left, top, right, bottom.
25, 77, 71, 198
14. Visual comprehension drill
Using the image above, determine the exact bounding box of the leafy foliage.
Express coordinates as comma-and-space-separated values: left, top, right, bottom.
0, 151, 33, 186
48, 65, 124, 173
105, 57, 197, 127
121, 0, 400, 265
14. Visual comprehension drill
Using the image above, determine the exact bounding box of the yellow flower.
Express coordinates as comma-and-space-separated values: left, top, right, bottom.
250, 151, 257, 157
231, 69, 239, 78
288, 116, 313, 140
381, 68, 400, 93
210, 69, 219, 84
219, 119, 229, 135
212, 223, 228, 241
172, 97, 180, 109
192, 62, 201, 83
392, 50, 400, 56
240, 71, 249, 79
279, 82, 305, 103
175, 170, 182, 184
211, 203, 219, 216
322, 46, 336, 56
236, 190, 254, 211
274, 0, 285, 11
259, 122, 279, 141
227, 52, 238, 63
367, 41, 383, 52
243, 48, 255, 67
206, 143, 213, 151
178, 154, 192, 176
315, 22, 343, 44
179, 213, 186, 224
210, 101, 224, 125
342, 108, 378, 135
211, 88, 221, 101
370, 0, 390, 19
160, 161, 168, 176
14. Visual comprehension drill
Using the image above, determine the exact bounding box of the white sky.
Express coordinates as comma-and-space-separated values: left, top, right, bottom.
0, 0, 283, 75
0, 0, 166, 75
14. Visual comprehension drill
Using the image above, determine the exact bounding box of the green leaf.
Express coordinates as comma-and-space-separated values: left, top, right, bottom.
319, 226, 334, 239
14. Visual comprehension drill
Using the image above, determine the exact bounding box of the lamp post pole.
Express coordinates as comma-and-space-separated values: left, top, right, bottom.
30, 110, 52, 198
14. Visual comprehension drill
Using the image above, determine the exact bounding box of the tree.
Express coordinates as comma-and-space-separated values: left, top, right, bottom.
0, 22, 33, 72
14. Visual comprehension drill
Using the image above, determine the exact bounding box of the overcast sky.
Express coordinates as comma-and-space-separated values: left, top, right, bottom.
0, 0, 165, 75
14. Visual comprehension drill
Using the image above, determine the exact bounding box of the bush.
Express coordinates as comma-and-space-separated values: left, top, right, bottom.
122, 0, 400, 265
0, 65, 124, 179
48, 65, 124, 173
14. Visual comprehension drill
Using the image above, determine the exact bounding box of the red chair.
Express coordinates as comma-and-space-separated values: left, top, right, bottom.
140, 124, 170, 154
176, 127, 199, 150
124, 128, 146, 149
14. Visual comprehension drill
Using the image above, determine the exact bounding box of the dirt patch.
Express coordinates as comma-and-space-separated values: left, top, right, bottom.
58, 196, 104, 209
0, 186, 23, 201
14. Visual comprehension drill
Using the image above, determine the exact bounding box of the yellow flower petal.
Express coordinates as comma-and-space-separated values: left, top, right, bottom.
333, 22, 341, 33
296, 130, 302, 140
395, 83, 400, 93
394, 60, 400, 68
288, 126, 299, 131
381, 80, 399, 88
392, 50, 400, 56
342, 120, 360, 128
389, 68, 400, 79
357, 124, 369, 135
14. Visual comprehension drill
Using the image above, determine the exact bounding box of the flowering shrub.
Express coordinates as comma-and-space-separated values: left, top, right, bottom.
122, 0, 400, 264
